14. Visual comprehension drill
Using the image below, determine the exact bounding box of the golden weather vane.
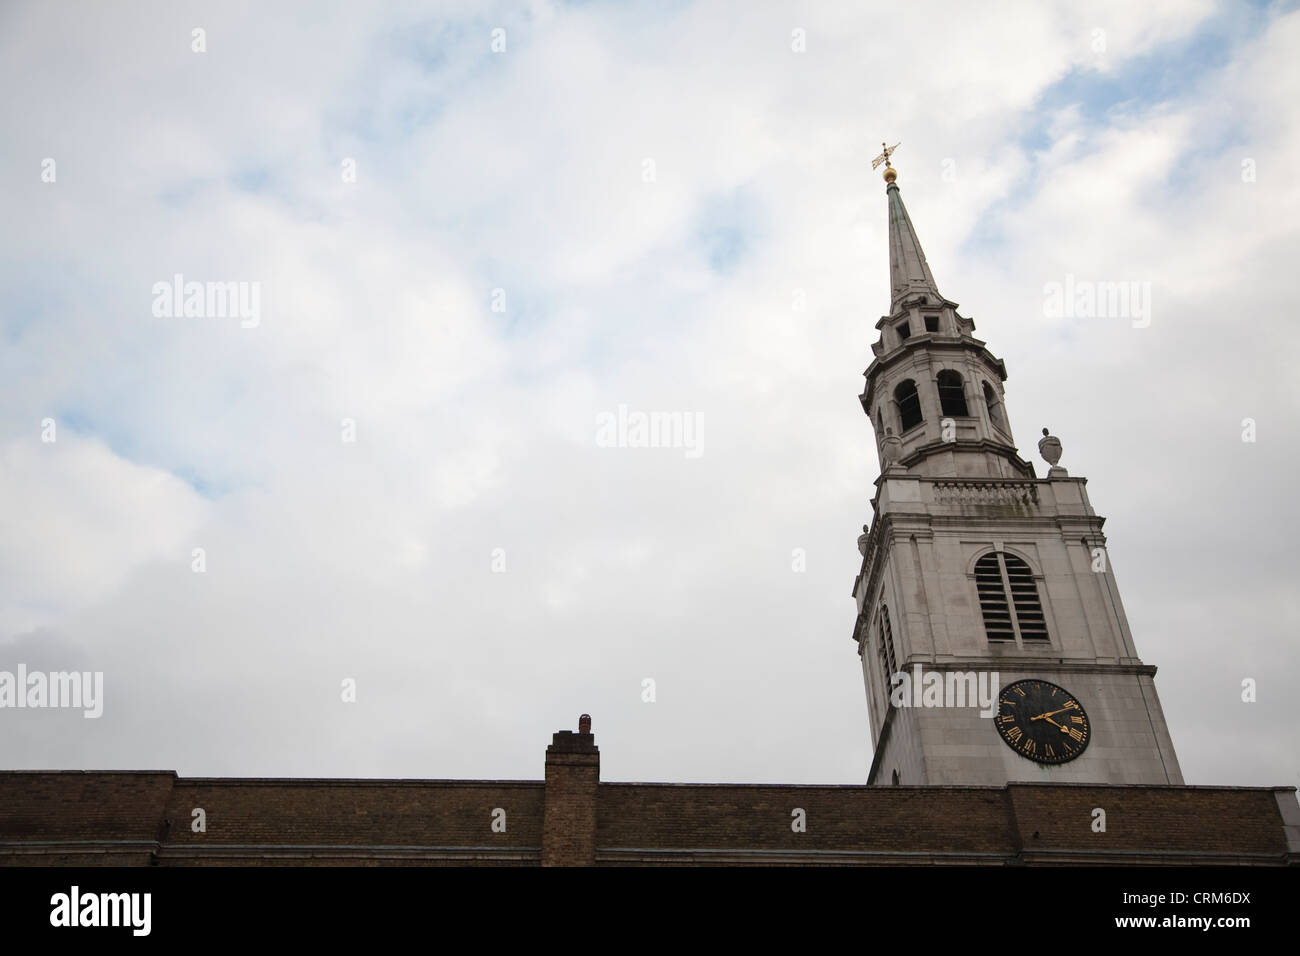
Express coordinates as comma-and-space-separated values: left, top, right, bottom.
872, 141, 901, 182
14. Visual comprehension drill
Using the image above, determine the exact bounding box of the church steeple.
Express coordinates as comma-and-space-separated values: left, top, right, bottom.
849, 153, 1183, 788
859, 161, 1033, 481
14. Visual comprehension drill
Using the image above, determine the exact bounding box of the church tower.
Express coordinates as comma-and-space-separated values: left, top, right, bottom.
852, 155, 1182, 786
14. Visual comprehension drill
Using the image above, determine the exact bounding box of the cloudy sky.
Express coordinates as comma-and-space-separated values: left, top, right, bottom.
1, 0, 1297, 787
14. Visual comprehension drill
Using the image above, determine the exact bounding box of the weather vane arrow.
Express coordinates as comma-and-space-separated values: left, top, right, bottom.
871, 141, 900, 170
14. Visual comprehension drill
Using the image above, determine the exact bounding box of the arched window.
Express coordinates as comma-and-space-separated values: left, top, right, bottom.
891, 769, 900, 785
937, 369, 969, 417
894, 380, 923, 431
877, 605, 898, 698
983, 381, 1007, 432
974, 552, 1049, 643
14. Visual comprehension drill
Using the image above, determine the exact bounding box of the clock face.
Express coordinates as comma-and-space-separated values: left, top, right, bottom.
994, 679, 1090, 764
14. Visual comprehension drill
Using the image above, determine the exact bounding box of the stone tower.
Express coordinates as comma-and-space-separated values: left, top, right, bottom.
852, 159, 1182, 786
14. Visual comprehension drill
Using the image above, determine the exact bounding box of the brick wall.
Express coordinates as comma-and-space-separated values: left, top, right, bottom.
1, 723, 1295, 867
0, 771, 175, 866
161, 779, 544, 865
1005, 783, 1291, 864
596, 783, 1013, 864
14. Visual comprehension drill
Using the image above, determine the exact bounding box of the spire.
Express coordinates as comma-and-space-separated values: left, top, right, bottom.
884, 170, 943, 311
868, 143, 944, 310
860, 145, 1032, 482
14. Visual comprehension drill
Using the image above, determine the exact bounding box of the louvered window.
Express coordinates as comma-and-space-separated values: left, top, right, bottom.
877, 605, 898, 697
975, 552, 1049, 644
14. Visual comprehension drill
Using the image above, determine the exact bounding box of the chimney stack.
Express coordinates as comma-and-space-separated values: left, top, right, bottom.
541, 714, 599, 866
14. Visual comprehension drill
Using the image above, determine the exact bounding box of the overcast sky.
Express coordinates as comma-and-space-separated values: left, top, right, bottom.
1, 0, 1297, 788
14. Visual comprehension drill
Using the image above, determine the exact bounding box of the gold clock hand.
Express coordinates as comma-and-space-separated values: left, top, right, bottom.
1030, 706, 1075, 721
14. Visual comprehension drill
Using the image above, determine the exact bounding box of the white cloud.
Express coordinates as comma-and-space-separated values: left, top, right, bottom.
0, 438, 208, 634
0, 0, 1295, 787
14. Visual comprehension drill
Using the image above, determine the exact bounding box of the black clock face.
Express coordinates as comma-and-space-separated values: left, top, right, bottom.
994, 679, 1090, 764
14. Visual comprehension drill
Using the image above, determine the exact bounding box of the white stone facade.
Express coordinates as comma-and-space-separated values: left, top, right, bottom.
854, 473, 1184, 786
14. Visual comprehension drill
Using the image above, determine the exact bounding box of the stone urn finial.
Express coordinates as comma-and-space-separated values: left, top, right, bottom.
1038, 427, 1065, 475
857, 523, 870, 557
